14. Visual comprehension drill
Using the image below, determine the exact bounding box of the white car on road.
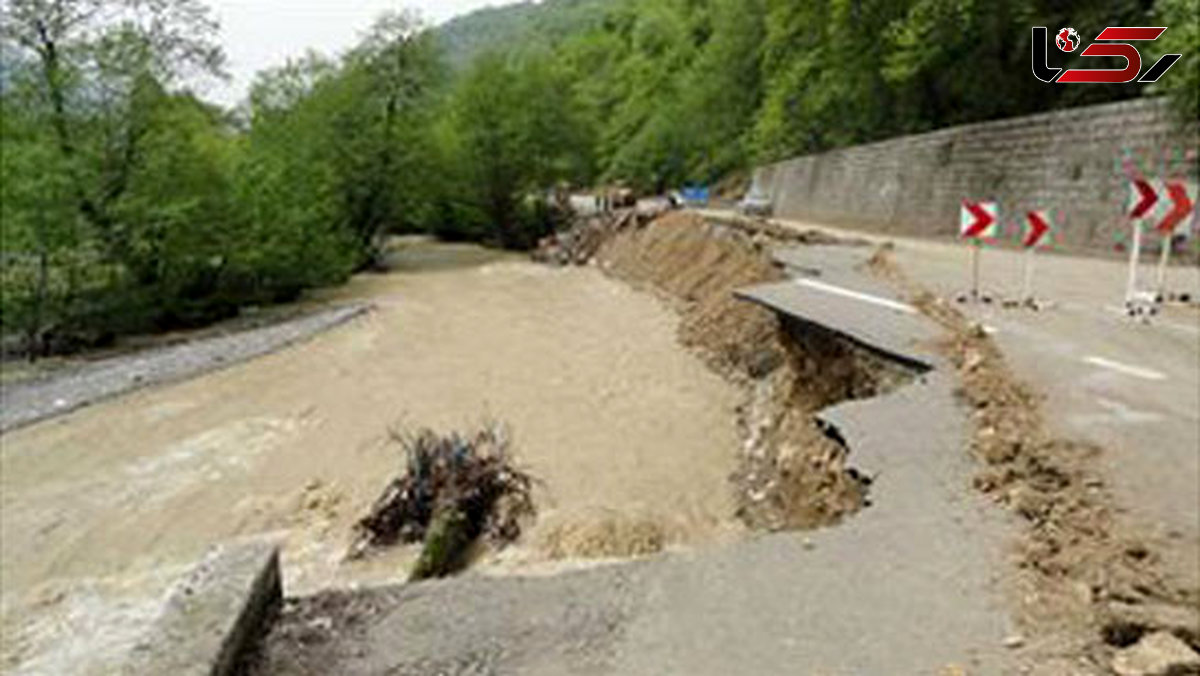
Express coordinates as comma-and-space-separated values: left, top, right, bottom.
738, 190, 773, 216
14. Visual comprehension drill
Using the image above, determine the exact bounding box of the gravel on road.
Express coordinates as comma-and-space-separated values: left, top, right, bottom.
0, 304, 371, 434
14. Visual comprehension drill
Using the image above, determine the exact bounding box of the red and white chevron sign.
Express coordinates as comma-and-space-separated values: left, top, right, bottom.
1158, 181, 1194, 235
960, 200, 998, 239
1024, 211, 1051, 248
1128, 177, 1158, 219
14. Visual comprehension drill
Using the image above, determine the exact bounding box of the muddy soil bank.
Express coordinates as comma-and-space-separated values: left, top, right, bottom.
591, 212, 897, 530
0, 240, 744, 675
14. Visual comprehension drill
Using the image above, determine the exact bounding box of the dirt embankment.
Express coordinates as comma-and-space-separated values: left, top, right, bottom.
589, 211, 884, 531
870, 250, 1200, 674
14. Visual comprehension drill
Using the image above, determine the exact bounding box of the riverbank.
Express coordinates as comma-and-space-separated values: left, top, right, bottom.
0, 239, 744, 675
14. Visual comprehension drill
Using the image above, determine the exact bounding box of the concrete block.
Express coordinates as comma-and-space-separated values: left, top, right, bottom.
123, 536, 283, 676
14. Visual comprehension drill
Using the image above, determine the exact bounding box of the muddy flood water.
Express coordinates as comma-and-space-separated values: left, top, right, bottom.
0, 241, 744, 674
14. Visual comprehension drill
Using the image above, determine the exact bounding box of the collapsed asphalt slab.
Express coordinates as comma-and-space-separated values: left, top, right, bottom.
735, 278, 937, 371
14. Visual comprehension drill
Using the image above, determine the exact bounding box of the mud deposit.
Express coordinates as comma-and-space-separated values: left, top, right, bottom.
0, 241, 743, 675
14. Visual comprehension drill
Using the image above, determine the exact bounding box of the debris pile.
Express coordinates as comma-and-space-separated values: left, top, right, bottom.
348, 423, 535, 580
532, 209, 638, 266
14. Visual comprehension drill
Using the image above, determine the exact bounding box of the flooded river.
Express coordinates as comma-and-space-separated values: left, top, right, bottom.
0, 241, 743, 674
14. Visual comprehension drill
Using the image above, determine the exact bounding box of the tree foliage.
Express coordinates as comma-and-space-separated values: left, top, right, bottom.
436, 51, 591, 247
3, 0, 1195, 355
2, 0, 243, 351
453, 0, 1194, 184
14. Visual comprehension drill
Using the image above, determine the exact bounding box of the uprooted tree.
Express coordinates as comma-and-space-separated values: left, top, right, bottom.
349, 422, 536, 581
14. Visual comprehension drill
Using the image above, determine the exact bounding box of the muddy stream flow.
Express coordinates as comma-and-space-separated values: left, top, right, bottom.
0, 241, 746, 674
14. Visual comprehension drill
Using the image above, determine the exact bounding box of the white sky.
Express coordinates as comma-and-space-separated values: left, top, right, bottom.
202, 0, 520, 106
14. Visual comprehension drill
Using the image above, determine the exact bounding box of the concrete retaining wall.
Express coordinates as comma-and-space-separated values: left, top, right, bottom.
753, 98, 1199, 255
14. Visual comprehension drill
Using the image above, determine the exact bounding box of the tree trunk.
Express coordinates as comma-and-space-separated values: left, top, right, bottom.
34, 20, 105, 231
409, 506, 473, 581
28, 249, 49, 362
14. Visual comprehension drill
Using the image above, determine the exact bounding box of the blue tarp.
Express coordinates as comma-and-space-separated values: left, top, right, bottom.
681, 185, 710, 205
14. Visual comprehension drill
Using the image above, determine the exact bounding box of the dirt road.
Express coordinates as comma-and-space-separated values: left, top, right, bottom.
0, 241, 743, 674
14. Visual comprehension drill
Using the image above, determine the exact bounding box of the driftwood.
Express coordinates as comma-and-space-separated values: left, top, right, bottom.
348, 423, 535, 579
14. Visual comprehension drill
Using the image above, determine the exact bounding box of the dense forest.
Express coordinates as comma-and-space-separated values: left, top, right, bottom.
2, 0, 1197, 356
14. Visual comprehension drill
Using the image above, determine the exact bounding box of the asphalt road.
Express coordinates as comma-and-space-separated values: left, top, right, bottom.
702, 208, 1200, 591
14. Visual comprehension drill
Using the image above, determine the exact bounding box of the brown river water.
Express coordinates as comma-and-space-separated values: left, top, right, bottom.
0, 241, 743, 674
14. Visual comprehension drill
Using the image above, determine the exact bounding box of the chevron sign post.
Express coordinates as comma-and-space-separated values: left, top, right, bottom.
1124, 176, 1197, 306
1021, 211, 1051, 303
960, 200, 999, 238
1154, 181, 1195, 297
1125, 176, 1158, 305
960, 200, 998, 301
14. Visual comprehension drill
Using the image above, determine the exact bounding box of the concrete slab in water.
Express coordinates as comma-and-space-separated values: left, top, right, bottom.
123, 536, 282, 676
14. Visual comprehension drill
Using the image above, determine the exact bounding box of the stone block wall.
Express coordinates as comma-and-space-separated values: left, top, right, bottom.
753, 98, 1198, 255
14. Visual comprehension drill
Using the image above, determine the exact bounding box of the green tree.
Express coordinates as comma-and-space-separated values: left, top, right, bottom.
0, 88, 81, 354
674, 0, 767, 181
1, 0, 225, 254
600, 1, 697, 190
342, 10, 444, 262
1, 0, 237, 350
443, 51, 589, 247
1152, 0, 1200, 119
243, 12, 444, 268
